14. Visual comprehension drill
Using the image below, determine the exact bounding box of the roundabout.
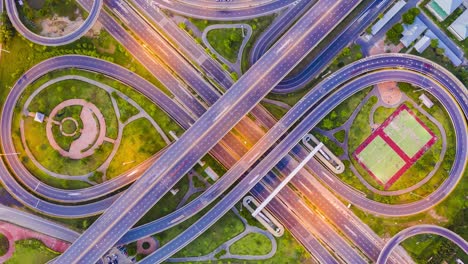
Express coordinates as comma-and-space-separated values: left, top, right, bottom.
45, 99, 107, 160
5, 0, 102, 46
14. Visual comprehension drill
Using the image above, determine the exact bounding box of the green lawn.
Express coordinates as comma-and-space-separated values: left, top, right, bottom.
112, 92, 140, 123
5, 239, 59, 264
106, 118, 167, 179
356, 136, 406, 184
26, 78, 118, 139
373, 105, 396, 125
0, 234, 8, 256
186, 14, 276, 73
348, 96, 378, 152
384, 109, 434, 157
334, 130, 346, 143
206, 28, 243, 63
229, 233, 272, 256
19, 0, 86, 33
19, 117, 114, 176
172, 210, 245, 258
135, 175, 189, 226
0, 27, 168, 110
51, 105, 82, 150
313, 132, 344, 157
260, 102, 288, 120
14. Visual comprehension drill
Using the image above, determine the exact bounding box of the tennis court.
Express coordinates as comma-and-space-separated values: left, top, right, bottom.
384, 108, 434, 157
356, 136, 406, 184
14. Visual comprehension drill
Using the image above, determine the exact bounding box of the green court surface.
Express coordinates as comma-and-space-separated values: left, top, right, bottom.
356, 136, 406, 184
384, 109, 433, 157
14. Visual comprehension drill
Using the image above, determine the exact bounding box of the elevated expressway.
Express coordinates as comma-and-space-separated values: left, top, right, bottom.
53, 0, 366, 262
145, 0, 297, 20
4, 0, 102, 46
251, 0, 394, 93
1, 55, 465, 262
377, 225, 468, 264
1, 1, 466, 262
138, 59, 468, 263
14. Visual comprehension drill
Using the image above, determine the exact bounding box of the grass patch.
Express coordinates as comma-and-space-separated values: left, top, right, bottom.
206, 28, 243, 63
186, 14, 276, 73
172, 210, 244, 257
61, 119, 77, 134
135, 175, 189, 226
26, 78, 118, 139
5, 239, 59, 264
334, 130, 345, 143
20, 0, 86, 33
0, 234, 8, 256
111, 92, 140, 123
230, 233, 272, 255
350, 168, 467, 262
19, 116, 114, 176
106, 118, 167, 178
348, 96, 377, 152
313, 132, 344, 157
260, 102, 288, 120
373, 105, 396, 125
0, 26, 168, 111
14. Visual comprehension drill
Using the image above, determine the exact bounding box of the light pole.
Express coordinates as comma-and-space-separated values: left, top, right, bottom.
0, 152, 20, 156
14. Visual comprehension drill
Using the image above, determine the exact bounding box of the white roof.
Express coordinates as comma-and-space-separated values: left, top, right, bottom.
449, 9, 468, 40
435, 0, 463, 14
419, 94, 434, 108
34, 112, 45, 123
414, 36, 431, 53
371, 0, 406, 35
401, 17, 427, 47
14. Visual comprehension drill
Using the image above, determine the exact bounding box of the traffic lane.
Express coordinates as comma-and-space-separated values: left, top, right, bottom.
377, 225, 468, 264
5, 0, 102, 45
274, 0, 393, 92
78, 0, 207, 117
146, 0, 294, 20
259, 171, 367, 264
300, 73, 467, 216
130, 0, 234, 90
250, 0, 317, 64
250, 182, 339, 264
55, 1, 359, 261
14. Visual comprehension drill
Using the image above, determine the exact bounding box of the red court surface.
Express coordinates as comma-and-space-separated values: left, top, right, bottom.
353, 105, 437, 189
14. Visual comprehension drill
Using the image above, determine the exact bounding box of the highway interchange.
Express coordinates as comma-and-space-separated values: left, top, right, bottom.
0, 0, 466, 263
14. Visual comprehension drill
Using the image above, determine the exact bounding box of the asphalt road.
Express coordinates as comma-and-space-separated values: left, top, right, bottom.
141, 66, 466, 263
4, 0, 102, 46
144, 0, 296, 20
54, 1, 362, 262
377, 225, 468, 264
273, 0, 394, 93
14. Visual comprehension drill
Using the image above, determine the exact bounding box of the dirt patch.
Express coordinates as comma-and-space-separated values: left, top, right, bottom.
40, 15, 84, 37
85, 20, 103, 38
428, 209, 448, 223
369, 38, 404, 55
137, 237, 159, 255
377, 81, 402, 106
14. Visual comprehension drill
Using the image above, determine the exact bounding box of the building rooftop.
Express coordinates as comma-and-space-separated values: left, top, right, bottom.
34, 112, 45, 123
449, 9, 468, 40
401, 17, 427, 47
371, 0, 406, 35
414, 36, 431, 53
434, 0, 463, 15
425, 30, 463, 66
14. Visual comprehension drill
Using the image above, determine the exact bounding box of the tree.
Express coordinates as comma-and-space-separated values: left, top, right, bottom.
386, 23, 404, 44
430, 39, 439, 48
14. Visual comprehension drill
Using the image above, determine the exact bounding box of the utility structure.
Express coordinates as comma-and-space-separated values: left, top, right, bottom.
252, 142, 324, 217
